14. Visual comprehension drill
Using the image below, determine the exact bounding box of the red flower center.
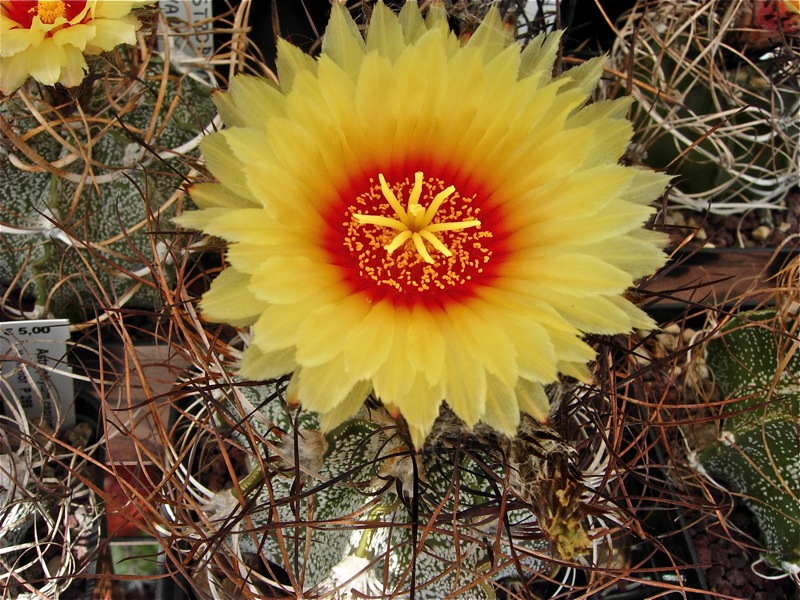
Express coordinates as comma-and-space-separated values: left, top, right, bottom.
324, 166, 510, 309
3, 0, 86, 28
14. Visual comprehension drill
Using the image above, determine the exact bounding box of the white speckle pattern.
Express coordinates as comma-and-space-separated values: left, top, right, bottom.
700, 309, 800, 570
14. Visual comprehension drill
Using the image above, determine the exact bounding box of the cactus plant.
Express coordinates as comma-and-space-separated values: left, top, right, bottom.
694, 307, 800, 581
161, 373, 628, 599
0, 384, 102, 598
607, 0, 800, 215
0, 44, 217, 322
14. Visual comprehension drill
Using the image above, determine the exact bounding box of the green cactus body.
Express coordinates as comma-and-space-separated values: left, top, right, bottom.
198, 381, 551, 599
611, 1, 800, 213
0, 54, 216, 321
699, 309, 800, 574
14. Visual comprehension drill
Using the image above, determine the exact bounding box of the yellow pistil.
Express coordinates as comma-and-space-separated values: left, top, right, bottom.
353, 171, 481, 264
31, 0, 67, 23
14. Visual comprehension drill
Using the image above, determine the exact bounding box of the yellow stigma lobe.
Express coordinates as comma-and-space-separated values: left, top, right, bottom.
353, 171, 481, 264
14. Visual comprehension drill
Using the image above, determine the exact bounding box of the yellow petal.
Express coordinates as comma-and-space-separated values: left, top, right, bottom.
371, 306, 415, 405
501, 254, 635, 298
2, 27, 44, 55
296, 295, 371, 367
189, 183, 259, 210
406, 305, 446, 386
52, 21, 95, 51
296, 357, 357, 413
398, 0, 427, 44
555, 56, 605, 98
85, 17, 137, 51
240, 346, 296, 381
519, 31, 563, 85
557, 360, 593, 383
445, 302, 518, 388
226, 238, 328, 273
388, 29, 449, 154
200, 134, 258, 204
545, 292, 640, 334
424, 0, 448, 31
482, 373, 521, 436
465, 6, 508, 62
276, 38, 317, 92
607, 294, 657, 330
393, 373, 444, 449
94, 1, 146, 19
440, 317, 487, 428
515, 379, 550, 421
200, 268, 268, 326
322, 2, 366, 78
315, 56, 370, 162
249, 256, 344, 304
176, 208, 280, 243
620, 168, 672, 206
366, 1, 405, 60
227, 75, 285, 127
353, 52, 396, 166
511, 200, 655, 248
319, 381, 373, 433
578, 233, 667, 279
173, 206, 227, 232
500, 311, 558, 384
0, 55, 32, 95
503, 166, 631, 226
344, 301, 397, 382
25, 39, 68, 86
251, 301, 313, 352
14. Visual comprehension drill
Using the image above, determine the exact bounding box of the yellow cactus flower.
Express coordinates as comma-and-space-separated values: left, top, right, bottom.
179, 1, 669, 447
0, 0, 150, 95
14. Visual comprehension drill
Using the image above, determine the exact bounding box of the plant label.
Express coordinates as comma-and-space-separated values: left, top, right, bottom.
0, 319, 75, 432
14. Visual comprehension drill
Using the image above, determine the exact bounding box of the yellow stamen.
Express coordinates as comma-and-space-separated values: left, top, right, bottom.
353, 214, 406, 230
423, 185, 456, 223
407, 171, 424, 208
353, 171, 481, 264
32, 0, 67, 24
411, 232, 435, 263
426, 220, 482, 233
378, 173, 407, 220
419, 230, 453, 257
385, 230, 413, 254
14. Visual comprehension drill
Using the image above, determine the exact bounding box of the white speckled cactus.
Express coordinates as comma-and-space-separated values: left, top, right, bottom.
165, 377, 617, 599
696, 308, 800, 581
0, 48, 217, 322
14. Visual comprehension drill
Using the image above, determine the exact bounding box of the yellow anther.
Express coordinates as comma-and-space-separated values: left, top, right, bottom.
33, 1, 67, 23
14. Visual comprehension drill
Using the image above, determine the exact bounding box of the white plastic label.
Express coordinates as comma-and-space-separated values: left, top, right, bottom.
0, 319, 75, 432
158, 0, 215, 58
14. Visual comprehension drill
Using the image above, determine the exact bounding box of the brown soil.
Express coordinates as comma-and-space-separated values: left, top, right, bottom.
691, 506, 800, 600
